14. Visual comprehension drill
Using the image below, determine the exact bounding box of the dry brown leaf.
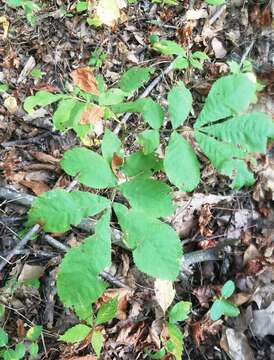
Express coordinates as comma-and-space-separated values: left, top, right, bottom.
16, 319, 26, 339
30, 151, 59, 164
221, 328, 255, 360
168, 192, 232, 237
154, 279, 175, 313
71, 67, 100, 95
4, 96, 17, 113
20, 180, 50, 196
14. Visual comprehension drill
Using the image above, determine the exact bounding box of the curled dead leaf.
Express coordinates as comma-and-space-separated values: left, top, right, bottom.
71, 67, 100, 95
4, 96, 17, 113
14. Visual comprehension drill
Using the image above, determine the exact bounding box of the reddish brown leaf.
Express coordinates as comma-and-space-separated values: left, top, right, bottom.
71, 67, 100, 95
111, 153, 123, 174
20, 180, 50, 196
80, 105, 104, 125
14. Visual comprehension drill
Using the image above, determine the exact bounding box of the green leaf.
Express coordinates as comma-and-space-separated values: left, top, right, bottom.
206, 0, 225, 5
53, 98, 85, 131
164, 132, 200, 192
101, 129, 122, 164
191, 51, 209, 61
189, 58, 203, 70
57, 210, 111, 319
59, 324, 91, 343
171, 57, 189, 70
0, 84, 9, 93
6, 0, 21, 7
137, 130, 160, 154
0, 328, 8, 347
221, 300, 240, 318
27, 189, 110, 232
0, 304, 5, 318
24, 91, 66, 114
31, 68, 43, 79
28, 342, 39, 358
119, 67, 153, 93
14, 343, 25, 359
194, 73, 257, 128
146, 348, 166, 359
91, 330, 104, 357
119, 177, 174, 218
152, 40, 185, 56
112, 98, 164, 129
26, 325, 42, 341
61, 147, 117, 189
114, 206, 182, 280
3, 349, 18, 360
169, 301, 191, 324
76, 1, 88, 12
220, 159, 255, 189
122, 151, 163, 177
210, 299, 239, 320
166, 323, 183, 360
221, 280, 235, 299
98, 88, 125, 105
168, 81, 192, 129
96, 297, 118, 325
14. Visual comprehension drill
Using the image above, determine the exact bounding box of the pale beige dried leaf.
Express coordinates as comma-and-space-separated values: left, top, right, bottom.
80, 105, 104, 125
0, 16, 9, 39
96, 0, 126, 26
154, 279, 175, 313
186, 9, 208, 20
211, 37, 227, 59
18, 264, 44, 282
4, 96, 17, 113
243, 244, 260, 266
71, 67, 99, 95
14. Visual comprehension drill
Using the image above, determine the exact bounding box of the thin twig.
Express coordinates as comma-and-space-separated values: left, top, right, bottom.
0, 224, 41, 272
208, 4, 226, 25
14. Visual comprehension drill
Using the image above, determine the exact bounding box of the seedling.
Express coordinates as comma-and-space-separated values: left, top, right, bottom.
59, 297, 118, 357
0, 312, 42, 360
210, 280, 240, 321
6, 0, 41, 25
88, 49, 107, 68
150, 35, 209, 70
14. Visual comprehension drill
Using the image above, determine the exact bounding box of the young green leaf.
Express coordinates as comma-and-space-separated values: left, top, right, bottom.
168, 81, 192, 129
98, 88, 125, 105
61, 147, 117, 189
210, 299, 223, 321
91, 330, 104, 357
194, 73, 257, 128
220, 300, 240, 318
28, 342, 39, 357
169, 301, 191, 324
206, 0, 225, 5
171, 56, 189, 70
152, 39, 186, 57
24, 91, 66, 113
114, 206, 182, 280
101, 129, 122, 164
221, 280, 235, 299
0, 304, 5, 318
119, 177, 174, 218
191, 51, 209, 61
96, 297, 118, 325
122, 151, 163, 177
118, 67, 153, 93
52, 98, 85, 132
14, 343, 25, 359
166, 323, 184, 360
57, 210, 111, 319
3, 349, 18, 360
137, 129, 160, 155
26, 325, 42, 341
164, 132, 200, 192
27, 189, 110, 233
0, 328, 8, 347
146, 348, 166, 359
59, 324, 91, 343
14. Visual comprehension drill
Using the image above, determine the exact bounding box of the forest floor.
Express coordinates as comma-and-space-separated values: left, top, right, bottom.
0, 0, 274, 359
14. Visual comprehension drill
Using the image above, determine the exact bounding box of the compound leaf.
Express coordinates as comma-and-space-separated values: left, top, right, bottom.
118, 67, 153, 93
122, 151, 163, 177
59, 324, 91, 343
168, 82, 192, 129
194, 73, 257, 128
152, 39, 185, 56
164, 132, 200, 192
119, 177, 174, 218
57, 210, 111, 319
98, 88, 125, 105
61, 147, 117, 189
114, 206, 182, 280
27, 189, 110, 232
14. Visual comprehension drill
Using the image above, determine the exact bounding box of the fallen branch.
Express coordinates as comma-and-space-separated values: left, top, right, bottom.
0, 186, 232, 277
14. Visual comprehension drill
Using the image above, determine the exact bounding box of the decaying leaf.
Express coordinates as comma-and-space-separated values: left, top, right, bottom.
71, 67, 100, 95
18, 264, 45, 283
80, 105, 104, 125
168, 192, 232, 237
96, 0, 126, 26
220, 328, 255, 360
250, 301, 274, 337
154, 279, 176, 313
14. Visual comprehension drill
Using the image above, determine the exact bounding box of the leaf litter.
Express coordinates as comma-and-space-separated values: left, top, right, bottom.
0, 0, 273, 359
